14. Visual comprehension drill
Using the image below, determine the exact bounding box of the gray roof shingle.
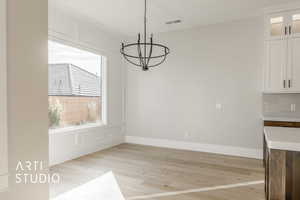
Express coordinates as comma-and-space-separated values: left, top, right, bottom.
48, 64, 101, 97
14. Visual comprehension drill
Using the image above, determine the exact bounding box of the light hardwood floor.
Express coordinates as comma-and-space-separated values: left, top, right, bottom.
50, 143, 265, 200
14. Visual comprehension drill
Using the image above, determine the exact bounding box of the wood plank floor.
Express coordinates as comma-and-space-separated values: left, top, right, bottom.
50, 143, 265, 200
141, 184, 264, 200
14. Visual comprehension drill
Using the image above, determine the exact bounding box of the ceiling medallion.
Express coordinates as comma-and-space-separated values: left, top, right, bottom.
120, 0, 170, 71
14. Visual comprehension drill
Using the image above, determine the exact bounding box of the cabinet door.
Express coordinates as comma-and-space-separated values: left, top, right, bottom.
288, 37, 300, 92
266, 14, 288, 40
290, 11, 300, 38
264, 40, 287, 92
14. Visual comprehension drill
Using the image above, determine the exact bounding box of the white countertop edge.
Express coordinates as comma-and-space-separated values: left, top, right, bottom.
267, 140, 300, 152
264, 127, 300, 152
262, 116, 300, 122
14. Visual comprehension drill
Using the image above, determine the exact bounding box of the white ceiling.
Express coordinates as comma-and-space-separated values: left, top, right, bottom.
50, 0, 297, 37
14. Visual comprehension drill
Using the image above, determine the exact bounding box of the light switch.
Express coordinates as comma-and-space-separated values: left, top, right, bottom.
216, 104, 222, 110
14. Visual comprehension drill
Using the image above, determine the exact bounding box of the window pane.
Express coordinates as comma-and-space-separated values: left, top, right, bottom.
48, 41, 102, 130
270, 17, 283, 36
293, 14, 300, 34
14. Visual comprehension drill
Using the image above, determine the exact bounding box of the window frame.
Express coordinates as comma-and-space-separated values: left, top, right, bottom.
48, 38, 108, 133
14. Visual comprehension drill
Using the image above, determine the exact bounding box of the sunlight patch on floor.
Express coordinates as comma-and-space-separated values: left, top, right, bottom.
127, 180, 264, 200
52, 171, 125, 200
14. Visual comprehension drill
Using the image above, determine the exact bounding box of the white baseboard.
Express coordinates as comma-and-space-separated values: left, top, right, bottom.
50, 138, 124, 166
49, 124, 125, 166
125, 136, 263, 159
0, 174, 8, 193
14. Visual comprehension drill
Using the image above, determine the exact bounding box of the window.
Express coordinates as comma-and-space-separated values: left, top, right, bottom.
270, 16, 284, 36
48, 41, 104, 130
293, 14, 300, 34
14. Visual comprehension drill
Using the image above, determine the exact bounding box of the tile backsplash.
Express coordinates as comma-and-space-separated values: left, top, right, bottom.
263, 94, 300, 118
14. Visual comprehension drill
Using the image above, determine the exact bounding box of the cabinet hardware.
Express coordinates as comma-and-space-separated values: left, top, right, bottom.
285, 26, 288, 35
289, 80, 291, 88
284, 80, 286, 88
289, 26, 292, 35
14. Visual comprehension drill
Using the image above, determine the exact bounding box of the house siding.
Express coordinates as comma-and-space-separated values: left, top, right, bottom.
69, 64, 101, 97
48, 64, 72, 96
48, 63, 101, 97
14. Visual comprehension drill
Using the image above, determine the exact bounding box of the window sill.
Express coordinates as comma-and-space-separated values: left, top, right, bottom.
49, 122, 106, 135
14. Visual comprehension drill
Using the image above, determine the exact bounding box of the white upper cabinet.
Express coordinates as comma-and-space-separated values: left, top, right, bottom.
264, 40, 286, 92
264, 6, 300, 93
291, 12, 300, 37
287, 11, 300, 92
266, 14, 287, 40
288, 37, 300, 92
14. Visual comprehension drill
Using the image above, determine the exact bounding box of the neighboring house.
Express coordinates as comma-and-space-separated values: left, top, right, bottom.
48, 63, 101, 97
48, 64, 101, 128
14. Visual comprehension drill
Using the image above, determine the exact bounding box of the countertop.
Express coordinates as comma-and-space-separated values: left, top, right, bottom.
264, 127, 300, 152
263, 116, 300, 122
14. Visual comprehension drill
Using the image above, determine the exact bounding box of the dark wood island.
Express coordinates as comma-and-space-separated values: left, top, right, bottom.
264, 127, 300, 200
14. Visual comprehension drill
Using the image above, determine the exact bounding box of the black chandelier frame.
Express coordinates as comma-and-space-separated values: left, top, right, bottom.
120, 0, 170, 71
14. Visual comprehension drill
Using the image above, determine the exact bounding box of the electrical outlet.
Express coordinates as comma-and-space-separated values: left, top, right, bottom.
216, 103, 223, 111
291, 104, 296, 112
184, 132, 190, 139
216, 104, 221, 109
293, 104, 296, 112
75, 134, 79, 145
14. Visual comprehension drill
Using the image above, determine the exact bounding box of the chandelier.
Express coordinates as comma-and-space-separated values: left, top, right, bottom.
120, 0, 170, 71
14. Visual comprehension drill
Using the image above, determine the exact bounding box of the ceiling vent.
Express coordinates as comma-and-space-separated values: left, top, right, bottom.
166, 20, 182, 25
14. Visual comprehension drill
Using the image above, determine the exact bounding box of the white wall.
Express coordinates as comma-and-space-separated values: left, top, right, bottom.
2, 0, 49, 199
48, 5, 125, 165
126, 17, 264, 158
0, 0, 7, 193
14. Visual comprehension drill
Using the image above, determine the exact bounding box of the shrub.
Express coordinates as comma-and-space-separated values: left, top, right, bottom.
48, 100, 62, 128
87, 102, 98, 122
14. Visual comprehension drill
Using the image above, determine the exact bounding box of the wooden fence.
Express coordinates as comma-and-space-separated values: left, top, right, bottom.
49, 96, 101, 128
